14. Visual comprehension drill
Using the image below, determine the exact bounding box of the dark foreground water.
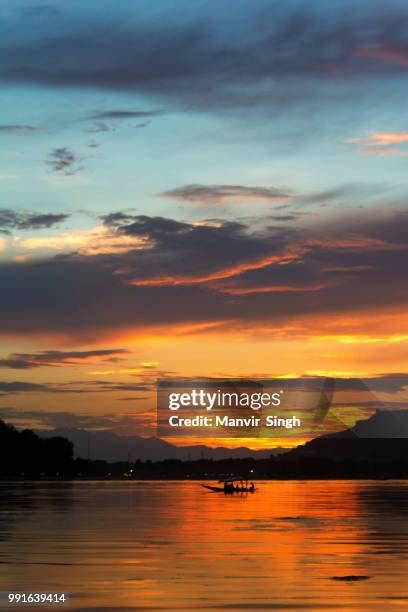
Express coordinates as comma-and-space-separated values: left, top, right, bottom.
0, 481, 408, 610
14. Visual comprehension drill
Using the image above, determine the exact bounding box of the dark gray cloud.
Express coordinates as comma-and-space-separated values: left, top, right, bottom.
83, 381, 151, 393
118, 396, 147, 401
83, 112, 156, 135
47, 147, 83, 175
108, 215, 286, 286
87, 110, 162, 120
0, 407, 140, 430
162, 184, 291, 204
101, 211, 136, 226
116, 215, 194, 237
268, 215, 298, 222
2, 4, 408, 111
0, 125, 43, 133
84, 122, 110, 134
0, 209, 69, 233
134, 121, 150, 129
0, 382, 45, 393
0, 379, 151, 396
0, 348, 129, 370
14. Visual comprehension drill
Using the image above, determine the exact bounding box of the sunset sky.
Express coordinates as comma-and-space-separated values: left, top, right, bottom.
1, 0, 408, 446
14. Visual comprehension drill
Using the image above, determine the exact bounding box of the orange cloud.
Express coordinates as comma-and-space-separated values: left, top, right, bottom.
347, 130, 408, 156
215, 281, 336, 296
113, 321, 231, 344
15, 226, 150, 256
128, 249, 303, 287
89, 362, 161, 376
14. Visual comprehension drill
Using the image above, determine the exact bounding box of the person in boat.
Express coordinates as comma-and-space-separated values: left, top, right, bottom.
223, 481, 234, 493
249, 482, 255, 491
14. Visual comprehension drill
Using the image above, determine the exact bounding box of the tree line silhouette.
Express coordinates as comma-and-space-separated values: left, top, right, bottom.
1, 418, 408, 479
0, 420, 73, 478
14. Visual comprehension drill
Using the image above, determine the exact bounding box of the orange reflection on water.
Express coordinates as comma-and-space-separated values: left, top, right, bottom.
1, 481, 408, 610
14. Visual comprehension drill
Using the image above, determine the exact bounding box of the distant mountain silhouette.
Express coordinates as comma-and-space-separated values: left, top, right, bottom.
276, 410, 408, 474
38, 427, 285, 462
328, 409, 408, 438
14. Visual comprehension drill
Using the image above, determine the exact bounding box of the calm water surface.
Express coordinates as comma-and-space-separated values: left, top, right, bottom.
0, 480, 407, 610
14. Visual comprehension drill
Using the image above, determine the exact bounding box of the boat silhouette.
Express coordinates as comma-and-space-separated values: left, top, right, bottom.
201, 476, 257, 494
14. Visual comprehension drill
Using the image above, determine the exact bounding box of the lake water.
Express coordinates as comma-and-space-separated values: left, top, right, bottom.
0, 480, 408, 610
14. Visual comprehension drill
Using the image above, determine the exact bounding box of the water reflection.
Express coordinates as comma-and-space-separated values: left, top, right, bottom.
0, 481, 407, 609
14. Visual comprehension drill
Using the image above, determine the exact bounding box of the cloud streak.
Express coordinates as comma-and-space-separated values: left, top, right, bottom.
0, 209, 69, 234
0, 407, 147, 432
161, 184, 291, 205
87, 110, 162, 120
0, 379, 151, 396
0, 125, 43, 133
0, 349, 129, 370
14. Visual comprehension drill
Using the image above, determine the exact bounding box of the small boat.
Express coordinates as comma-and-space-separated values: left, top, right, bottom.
201, 476, 257, 494
201, 484, 226, 492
